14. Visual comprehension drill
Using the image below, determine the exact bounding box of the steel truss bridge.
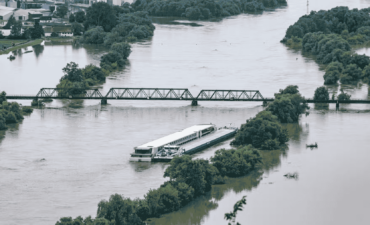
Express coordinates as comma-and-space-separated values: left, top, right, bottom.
6, 88, 370, 106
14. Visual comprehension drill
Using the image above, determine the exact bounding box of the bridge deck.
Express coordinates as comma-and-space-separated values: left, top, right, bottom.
5, 88, 370, 104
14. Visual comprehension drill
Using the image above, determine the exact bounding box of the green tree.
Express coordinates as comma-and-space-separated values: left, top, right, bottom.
267, 85, 309, 123
164, 155, 218, 197
10, 20, 22, 37
362, 64, 370, 83
49, 6, 55, 13
82, 64, 107, 84
313, 86, 329, 101
338, 90, 351, 101
84, 2, 117, 32
211, 146, 262, 177
75, 11, 86, 23
56, 5, 68, 18
110, 42, 131, 59
71, 22, 83, 36
340, 64, 362, 84
83, 26, 106, 44
0, 91, 6, 105
31, 22, 45, 38
231, 111, 289, 149
61, 62, 84, 82
3, 15, 16, 29
69, 13, 75, 23
225, 196, 247, 225
324, 62, 343, 84
100, 52, 125, 71
96, 194, 144, 225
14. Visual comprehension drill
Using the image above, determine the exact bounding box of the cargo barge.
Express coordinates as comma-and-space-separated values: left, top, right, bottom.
129, 124, 238, 162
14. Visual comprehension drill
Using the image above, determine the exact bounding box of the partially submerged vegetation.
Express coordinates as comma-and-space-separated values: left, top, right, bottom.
232, 85, 308, 150
56, 150, 263, 225
55, 85, 306, 225
132, 0, 287, 20
281, 6, 370, 86
0, 91, 33, 130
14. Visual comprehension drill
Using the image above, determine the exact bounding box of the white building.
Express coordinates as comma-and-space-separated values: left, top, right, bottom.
0, 6, 13, 20
7, 0, 17, 8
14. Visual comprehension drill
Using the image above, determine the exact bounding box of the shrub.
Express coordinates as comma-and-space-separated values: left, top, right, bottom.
50, 32, 59, 37
22, 106, 33, 113
231, 111, 289, 149
340, 64, 362, 84
313, 86, 329, 101
211, 146, 262, 177
267, 85, 309, 123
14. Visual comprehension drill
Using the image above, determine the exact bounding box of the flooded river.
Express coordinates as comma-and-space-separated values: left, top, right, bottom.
1, 0, 370, 224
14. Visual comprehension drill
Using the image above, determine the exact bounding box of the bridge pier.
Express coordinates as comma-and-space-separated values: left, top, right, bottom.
191, 100, 198, 106
336, 101, 339, 110
101, 99, 108, 105
262, 101, 268, 107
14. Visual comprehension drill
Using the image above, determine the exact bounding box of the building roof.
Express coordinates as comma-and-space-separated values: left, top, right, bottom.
0, 6, 14, 16
137, 124, 214, 149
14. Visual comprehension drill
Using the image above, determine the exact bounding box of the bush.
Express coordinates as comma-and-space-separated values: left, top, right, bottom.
22, 106, 33, 113
313, 86, 329, 101
340, 64, 362, 84
267, 85, 309, 123
111, 42, 131, 59
231, 111, 289, 149
211, 146, 262, 177
50, 32, 59, 37
100, 52, 125, 70
338, 92, 351, 101
323, 62, 343, 84
83, 26, 106, 44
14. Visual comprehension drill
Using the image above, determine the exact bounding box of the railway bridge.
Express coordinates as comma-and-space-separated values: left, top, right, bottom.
6, 87, 370, 108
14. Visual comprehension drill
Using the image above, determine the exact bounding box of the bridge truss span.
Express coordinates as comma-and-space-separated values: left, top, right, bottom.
105, 88, 194, 100
36, 88, 103, 98
195, 90, 264, 101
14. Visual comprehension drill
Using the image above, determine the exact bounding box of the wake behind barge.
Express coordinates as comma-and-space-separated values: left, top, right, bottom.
129, 124, 238, 162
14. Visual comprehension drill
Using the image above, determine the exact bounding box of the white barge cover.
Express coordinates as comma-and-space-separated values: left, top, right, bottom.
181, 128, 236, 153
137, 124, 214, 149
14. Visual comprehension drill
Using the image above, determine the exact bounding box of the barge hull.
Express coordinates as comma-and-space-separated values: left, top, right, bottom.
183, 129, 237, 155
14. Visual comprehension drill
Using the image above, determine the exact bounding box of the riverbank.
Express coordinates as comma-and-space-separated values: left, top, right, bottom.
0, 39, 43, 55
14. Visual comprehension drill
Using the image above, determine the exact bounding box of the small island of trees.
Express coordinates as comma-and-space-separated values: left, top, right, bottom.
282, 6, 370, 86
0, 91, 33, 130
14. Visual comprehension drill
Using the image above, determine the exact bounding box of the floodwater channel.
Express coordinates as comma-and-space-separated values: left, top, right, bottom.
1, 0, 370, 225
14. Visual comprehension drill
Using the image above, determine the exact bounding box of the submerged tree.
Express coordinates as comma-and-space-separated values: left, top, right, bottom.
225, 196, 247, 225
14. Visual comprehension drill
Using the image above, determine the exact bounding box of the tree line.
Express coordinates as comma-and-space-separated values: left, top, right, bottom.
132, 0, 287, 20
0, 92, 33, 130
281, 6, 370, 86
55, 146, 262, 225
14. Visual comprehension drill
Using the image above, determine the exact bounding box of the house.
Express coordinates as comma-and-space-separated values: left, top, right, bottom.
0, 6, 13, 20
7, 0, 17, 8
44, 25, 73, 37
0, 0, 6, 7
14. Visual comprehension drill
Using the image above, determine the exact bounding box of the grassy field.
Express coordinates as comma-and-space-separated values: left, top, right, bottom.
0, 39, 43, 55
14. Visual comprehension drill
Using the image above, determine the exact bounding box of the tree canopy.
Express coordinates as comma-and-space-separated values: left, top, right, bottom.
313, 86, 329, 101
0, 91, 32, 130
267, 85, 309, 123
132, 0, 287, 20
231, 111, 289, 149
56, 5, 68, 18
282, 6, 370, 85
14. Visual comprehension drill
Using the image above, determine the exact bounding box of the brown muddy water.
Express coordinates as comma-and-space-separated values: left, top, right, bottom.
1, 0, 370, 224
